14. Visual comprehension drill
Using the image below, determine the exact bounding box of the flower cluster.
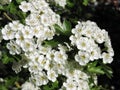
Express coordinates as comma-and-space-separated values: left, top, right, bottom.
2, 0, 61, 55
0, 0, 114, 90
48, 0, 67, 8
70, 21, 114, 65
54, 0, 67, 7
21, 82, 39, 90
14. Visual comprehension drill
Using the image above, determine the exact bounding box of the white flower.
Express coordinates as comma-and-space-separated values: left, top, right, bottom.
8, 21, 24, 31
102, 52, 113, 64
81, 26, 93, 38
76, 37, 90, 51
40, 14, 51, 26
31, 25, 43, 38
65, 70, 76, 79
89, 47, 101, 61
32, 72, 48, 86
21, 39, 35, 52
15, 31, 25, 46
63, 79, 77, 90
69, 35, 77, 45
44, 61, 55, 71
43, 28, 55, 40
25, 14, 40, 26
7, 40, 21, 55
54, 0, 67, 8
0, 78, 4, 82
21, 81, 39, 90
75, 51, 90, 66
38, 46, 51, 55
55, 63, 65, 74
46, 50, 55, 60
30, 0, 48, 11
19, 1, 31, 12
12, 61, 22, 73
22, 26, 33, 39
54, 51, 68, 64
47, 70, 58, 82
36, 55, 50, 70
93, 29, 105, 44
77, 79, 90, 90
2, 25, 15, 40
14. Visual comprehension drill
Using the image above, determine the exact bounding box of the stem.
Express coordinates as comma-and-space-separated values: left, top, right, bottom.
3, 12, 13, 21
15, 82, 21, 88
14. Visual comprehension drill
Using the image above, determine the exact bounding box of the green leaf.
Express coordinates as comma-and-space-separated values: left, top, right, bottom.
91, 86, 102, 90
0, 5, 4, 10
66, 0, 74, 8
54, 24, 64, 34
4, 76, 19, 89
2, 51, 15, 64
0, 85, 7, 90
83, 0, 89, 6
8, 3, 17, 15
51, 80, 58, 89
44, 40, 59, 47
63, 19, 72, 35
87, 61, 105, 74
99, 61, 113, 79
54, 20, 72, 36
88, 66, 105, 74
42, 80, 59, 90
87, 61, 113, 78
2, 54, 14, 64
16, 0, 23, 4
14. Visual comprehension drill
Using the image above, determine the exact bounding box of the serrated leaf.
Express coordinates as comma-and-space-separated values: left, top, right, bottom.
54, 24, 64, 34
63, 19, 72, 35
98, 61, 113, 79
54, 20, 72, 36
88, 66, 105, 74
44, 40, 59, 47
9, 3, 17, 14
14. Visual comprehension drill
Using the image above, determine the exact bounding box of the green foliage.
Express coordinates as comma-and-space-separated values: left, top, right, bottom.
1, 47, 21, 64
87, 61, 105, 74
87, 61, 113, 78
2, 52, 14, 64
44, 40, 59, 47
16, 0, 24, 4
42, 80, 59, 90
66, 0, 74, 8
83, 0, 89, 6
0, 0, 27, 23
0, 76, 20, 90
54, 19, 72, 36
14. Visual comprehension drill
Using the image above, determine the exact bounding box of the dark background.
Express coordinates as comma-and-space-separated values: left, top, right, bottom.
90, 2, 120, 90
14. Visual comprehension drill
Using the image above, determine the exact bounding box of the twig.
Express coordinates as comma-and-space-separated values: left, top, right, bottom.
3, 12, 13, 21
15, 82, 21, 88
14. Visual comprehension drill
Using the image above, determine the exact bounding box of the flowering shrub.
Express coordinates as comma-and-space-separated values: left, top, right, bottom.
0, 0, 114, 90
